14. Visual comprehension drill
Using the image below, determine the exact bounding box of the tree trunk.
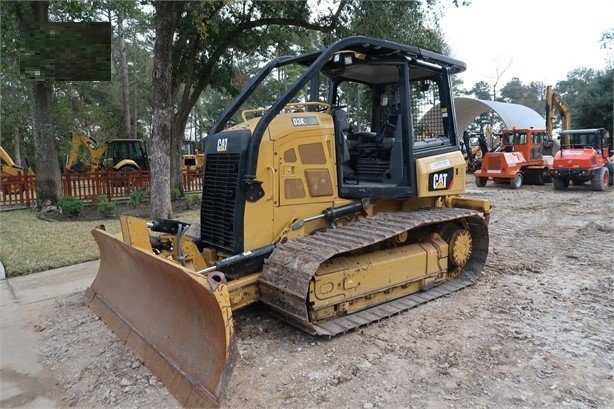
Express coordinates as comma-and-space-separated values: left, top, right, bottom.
117, 12, 132, 137
150, 2, 186, 219
170, 110, 191, 195
31, 81, 62, 206
16, 1, 62, 207
13, 130, 22, 167
133, 32, 138, 138
153, 1, 347, 210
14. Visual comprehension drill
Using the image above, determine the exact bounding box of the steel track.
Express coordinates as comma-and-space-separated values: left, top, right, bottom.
259, 207, 489, 336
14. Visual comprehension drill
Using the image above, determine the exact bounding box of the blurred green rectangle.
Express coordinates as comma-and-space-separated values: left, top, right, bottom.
20, 22, 111, 81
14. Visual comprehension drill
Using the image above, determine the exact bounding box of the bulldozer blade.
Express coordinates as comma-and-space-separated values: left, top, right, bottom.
83, 227, 237, 407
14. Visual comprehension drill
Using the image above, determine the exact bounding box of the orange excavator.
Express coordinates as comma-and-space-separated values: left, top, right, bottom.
84, 36, 492, 407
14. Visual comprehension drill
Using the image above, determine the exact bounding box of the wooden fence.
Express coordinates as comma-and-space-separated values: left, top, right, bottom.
0, 169, 203, 208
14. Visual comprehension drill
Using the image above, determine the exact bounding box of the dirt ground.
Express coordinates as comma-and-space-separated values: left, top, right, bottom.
31, 174, 613, 408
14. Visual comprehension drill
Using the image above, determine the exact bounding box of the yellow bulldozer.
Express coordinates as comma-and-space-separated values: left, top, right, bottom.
84, 36, 492, 407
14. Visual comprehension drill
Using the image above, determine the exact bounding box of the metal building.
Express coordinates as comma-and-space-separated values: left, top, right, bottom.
453, 98, 545, 134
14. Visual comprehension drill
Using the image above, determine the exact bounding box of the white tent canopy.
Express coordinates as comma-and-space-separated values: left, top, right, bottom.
453, 98, 545, 134
419, 98, 545, 136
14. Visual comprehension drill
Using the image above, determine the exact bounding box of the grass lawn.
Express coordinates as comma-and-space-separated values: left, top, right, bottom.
0, 207, 200, 277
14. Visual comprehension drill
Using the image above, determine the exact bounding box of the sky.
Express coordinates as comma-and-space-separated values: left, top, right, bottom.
439, 0, 613, 90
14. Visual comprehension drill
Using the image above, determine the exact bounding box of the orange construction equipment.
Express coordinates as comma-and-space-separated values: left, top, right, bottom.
549, 128, 613, 190
474, 128, 553, 188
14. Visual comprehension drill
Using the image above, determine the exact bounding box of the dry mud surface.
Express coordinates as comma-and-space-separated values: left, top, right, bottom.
34, 175, 614, 408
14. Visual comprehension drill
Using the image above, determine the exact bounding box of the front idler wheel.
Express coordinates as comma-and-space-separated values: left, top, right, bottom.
447, 229, 473, 268
439, 223, 472, 276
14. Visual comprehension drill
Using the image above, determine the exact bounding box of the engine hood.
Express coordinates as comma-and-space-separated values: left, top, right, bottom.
553, 148, 598, 168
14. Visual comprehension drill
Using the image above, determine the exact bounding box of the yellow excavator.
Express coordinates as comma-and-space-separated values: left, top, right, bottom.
0, 145, 35, 194
181, 139, 205, 175
65, 130, 149, 173
545, 85, 571, 155
83, 37, 492, 407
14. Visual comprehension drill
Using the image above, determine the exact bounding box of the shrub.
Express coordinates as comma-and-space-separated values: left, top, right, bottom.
96, 195, 116, 218
184, 194, 201, 209
57, 196, 84, 216
128, 187, 146, 208
170, 187, 183, 201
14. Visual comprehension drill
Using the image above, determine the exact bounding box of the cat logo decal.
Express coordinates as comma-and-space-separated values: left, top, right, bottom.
428, 168, 454, 191
216, 138, 228, 152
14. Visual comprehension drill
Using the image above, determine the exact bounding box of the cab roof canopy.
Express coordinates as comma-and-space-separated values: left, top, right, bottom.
211, 36, 465, 136
288, 36, 466, 75
560, 128, 607, 134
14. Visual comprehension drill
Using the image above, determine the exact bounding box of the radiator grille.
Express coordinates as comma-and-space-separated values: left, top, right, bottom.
356, 157, 390, 179
200, 153, 241, 251
487, 156, 502, 170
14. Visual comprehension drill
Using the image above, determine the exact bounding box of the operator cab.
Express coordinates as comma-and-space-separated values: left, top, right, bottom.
105, 140, 149, 171
501, 129, 548, 160
559, 128, 613, 161
561, 129, 607, 151
206, 37, 464, 204
322, 49, 460, 199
